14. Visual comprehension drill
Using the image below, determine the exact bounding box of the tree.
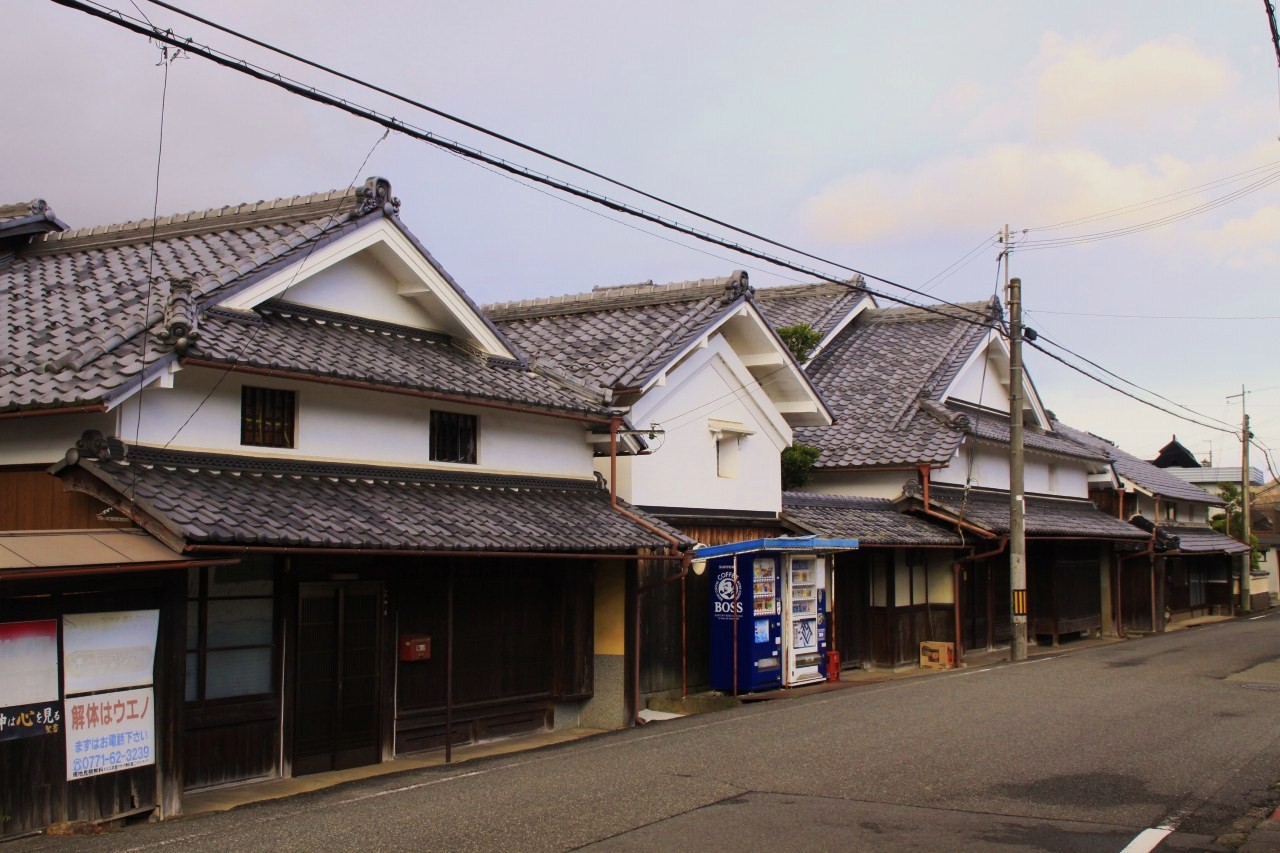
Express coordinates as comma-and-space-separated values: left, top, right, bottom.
1212, 484, 1260, 571
777, 323, 823, 364
781, 443, 822, 491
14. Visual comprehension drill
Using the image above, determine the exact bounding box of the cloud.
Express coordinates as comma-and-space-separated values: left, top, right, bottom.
1197, 205, 1280, 269
1031, 34, 1232, 141
802, 144, 1209, 244
930, 79, 985, 117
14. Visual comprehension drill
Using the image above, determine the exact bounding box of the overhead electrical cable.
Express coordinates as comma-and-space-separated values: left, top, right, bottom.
1022, 312, 1238, 430
1024, 159, 1280, 232
1024, 339, 1237, 435
51, 0, 1248, 442
50, 0, 1001, 329
1017, 167, 1280, 250
133, 0, 965, 312
1027, 308, 1280, 321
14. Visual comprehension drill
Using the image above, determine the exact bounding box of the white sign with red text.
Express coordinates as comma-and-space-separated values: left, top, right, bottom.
65, 687, 155, 780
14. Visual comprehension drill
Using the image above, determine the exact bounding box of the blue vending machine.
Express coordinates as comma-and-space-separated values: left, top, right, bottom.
702, 537, 858, 694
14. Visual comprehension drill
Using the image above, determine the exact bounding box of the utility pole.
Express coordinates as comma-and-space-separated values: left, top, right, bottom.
1228, 385, 1254, 613
1005, 223, 1028, 661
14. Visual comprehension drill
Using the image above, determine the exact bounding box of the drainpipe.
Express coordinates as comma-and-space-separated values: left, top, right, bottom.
609, 417, 691, 725
952, 536, 1009, 667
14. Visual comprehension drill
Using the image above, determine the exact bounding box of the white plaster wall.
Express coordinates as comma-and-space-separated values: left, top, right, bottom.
934, 443, 1088, 498
284, 250, 444, 332
803, 470, 915, 499
0, 412, 119, 465
117, 367, 595, 478
927, 553, 954, 603
600, 339, 790, 513
949, 353, 1010, 412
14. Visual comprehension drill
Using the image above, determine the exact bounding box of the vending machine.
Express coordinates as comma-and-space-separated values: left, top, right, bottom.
701, 537, 856, 694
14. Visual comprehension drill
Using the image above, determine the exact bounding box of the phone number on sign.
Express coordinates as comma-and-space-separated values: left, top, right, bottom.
71, 746, 151, 776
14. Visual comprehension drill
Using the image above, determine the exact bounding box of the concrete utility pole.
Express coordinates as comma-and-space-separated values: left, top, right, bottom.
1229, 385, 1254, 613
1005, 224, 1028, 662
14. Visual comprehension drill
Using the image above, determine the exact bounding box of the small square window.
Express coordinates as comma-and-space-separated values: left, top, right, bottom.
430, 410, 478, 464
241, 386, 296, 448
1164, 503, 1178, 522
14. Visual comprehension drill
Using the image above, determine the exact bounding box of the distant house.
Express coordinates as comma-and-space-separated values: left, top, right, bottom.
756, 287, 1148, 668
1053, 424, 1252, 628
0, 179, 688, 836
486, 274, 833, 698
1149, 438, 1272, 609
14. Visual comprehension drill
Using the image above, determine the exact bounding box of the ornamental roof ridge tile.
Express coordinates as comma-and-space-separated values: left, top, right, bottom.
484, 271, 746, 320
24, 186, 362, 256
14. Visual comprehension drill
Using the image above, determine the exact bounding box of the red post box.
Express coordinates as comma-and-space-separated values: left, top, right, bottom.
399, 634, 431, 661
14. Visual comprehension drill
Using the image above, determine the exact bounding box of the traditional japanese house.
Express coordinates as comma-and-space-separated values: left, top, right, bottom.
0, 179, 688, 837
756, 289, 1149, 667
486, 275, 834, 698
1054, 423, 1253, 629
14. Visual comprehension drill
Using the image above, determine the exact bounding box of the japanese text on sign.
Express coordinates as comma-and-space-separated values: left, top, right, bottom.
65, 687, 154, 780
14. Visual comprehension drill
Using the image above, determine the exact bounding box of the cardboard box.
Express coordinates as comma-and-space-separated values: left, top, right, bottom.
919, 641, 954, 670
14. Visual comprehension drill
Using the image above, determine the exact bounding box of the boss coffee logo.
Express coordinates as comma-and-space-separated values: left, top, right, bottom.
713, 570, 743, 614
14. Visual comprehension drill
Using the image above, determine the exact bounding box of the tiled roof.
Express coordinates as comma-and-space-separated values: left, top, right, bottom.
2, 181, 391, 414
781, 492, 962, 546
1161, 525, 1250, 555
58, 444, 689, 553
486, 273, 751, 390
191, 301, 609, 414
960, 408, 1107, 463
755, 281, 866, 337
924, 485, 1150, 540
1052, 422, 1224, 505
792, 301, 996, 468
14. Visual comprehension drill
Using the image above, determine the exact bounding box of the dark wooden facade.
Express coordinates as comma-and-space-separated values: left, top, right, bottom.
639, 522, 782, 696
2, 549, 598, 837
0, 570, 185, 839
833, 550, 956, 669
1028, 543, 1103, 645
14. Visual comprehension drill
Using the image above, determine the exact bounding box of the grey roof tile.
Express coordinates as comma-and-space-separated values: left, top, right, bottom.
1160, 524, 1250, 555
924, 485, 1150, 539
755, 281, 866, 336
782, 492, 962, 546
790, 300, 996, 468
1052, 421, 1224, 505
487, 273, 751, 390
192, 301, 608, 414
64, 444, 689, 552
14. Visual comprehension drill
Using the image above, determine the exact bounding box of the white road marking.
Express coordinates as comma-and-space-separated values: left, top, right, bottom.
1250, 613, 1273, 620
334, 770, 485, 805
125, 832, 213, 851
1118, 827, 1172, 852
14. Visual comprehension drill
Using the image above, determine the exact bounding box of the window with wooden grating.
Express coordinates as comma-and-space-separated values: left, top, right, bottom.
430, 410, 478, 464
241, 386, 296, 448
186, 558, 276, 703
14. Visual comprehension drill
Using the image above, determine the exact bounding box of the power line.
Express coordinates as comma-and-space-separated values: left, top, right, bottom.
53, 0, 1252, 448
1025, 339, 1237, 435
1028, 308, 1280, 321
158, 130, 390, 450
1024, 159, 1280, 232
132, 0, 981, 319
51, 0, 1001, 330
1017, 167, 1280, 250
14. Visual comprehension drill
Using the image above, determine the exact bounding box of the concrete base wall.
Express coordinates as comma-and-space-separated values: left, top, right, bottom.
578, 654, 627, 730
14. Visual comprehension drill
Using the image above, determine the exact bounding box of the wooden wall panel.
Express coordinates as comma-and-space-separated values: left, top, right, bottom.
0, 468, 122, 531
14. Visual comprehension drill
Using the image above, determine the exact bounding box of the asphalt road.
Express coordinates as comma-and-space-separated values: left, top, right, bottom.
21, 613, 1280, 852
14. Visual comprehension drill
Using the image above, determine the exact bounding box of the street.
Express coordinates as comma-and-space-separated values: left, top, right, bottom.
20, 613, 1280, 852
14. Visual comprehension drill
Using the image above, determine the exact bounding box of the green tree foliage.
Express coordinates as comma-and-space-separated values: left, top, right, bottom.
781, 443, 822, 491
1212, 483, 1260, 570
777, 323, 823, 364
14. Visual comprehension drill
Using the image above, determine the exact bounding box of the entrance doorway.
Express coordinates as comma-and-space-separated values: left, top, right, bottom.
294, 581, 383, 776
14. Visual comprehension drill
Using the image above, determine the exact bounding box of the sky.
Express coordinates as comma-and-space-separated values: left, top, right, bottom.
6, 1, 1280, 478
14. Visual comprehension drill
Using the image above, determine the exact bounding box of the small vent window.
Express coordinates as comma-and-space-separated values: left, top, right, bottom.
430, 410, 478, 464
241, 386, 296, 448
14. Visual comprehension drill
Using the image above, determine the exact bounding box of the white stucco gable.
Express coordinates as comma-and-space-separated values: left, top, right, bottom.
941, 329, 1048, 428
217, 218, 516, 358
